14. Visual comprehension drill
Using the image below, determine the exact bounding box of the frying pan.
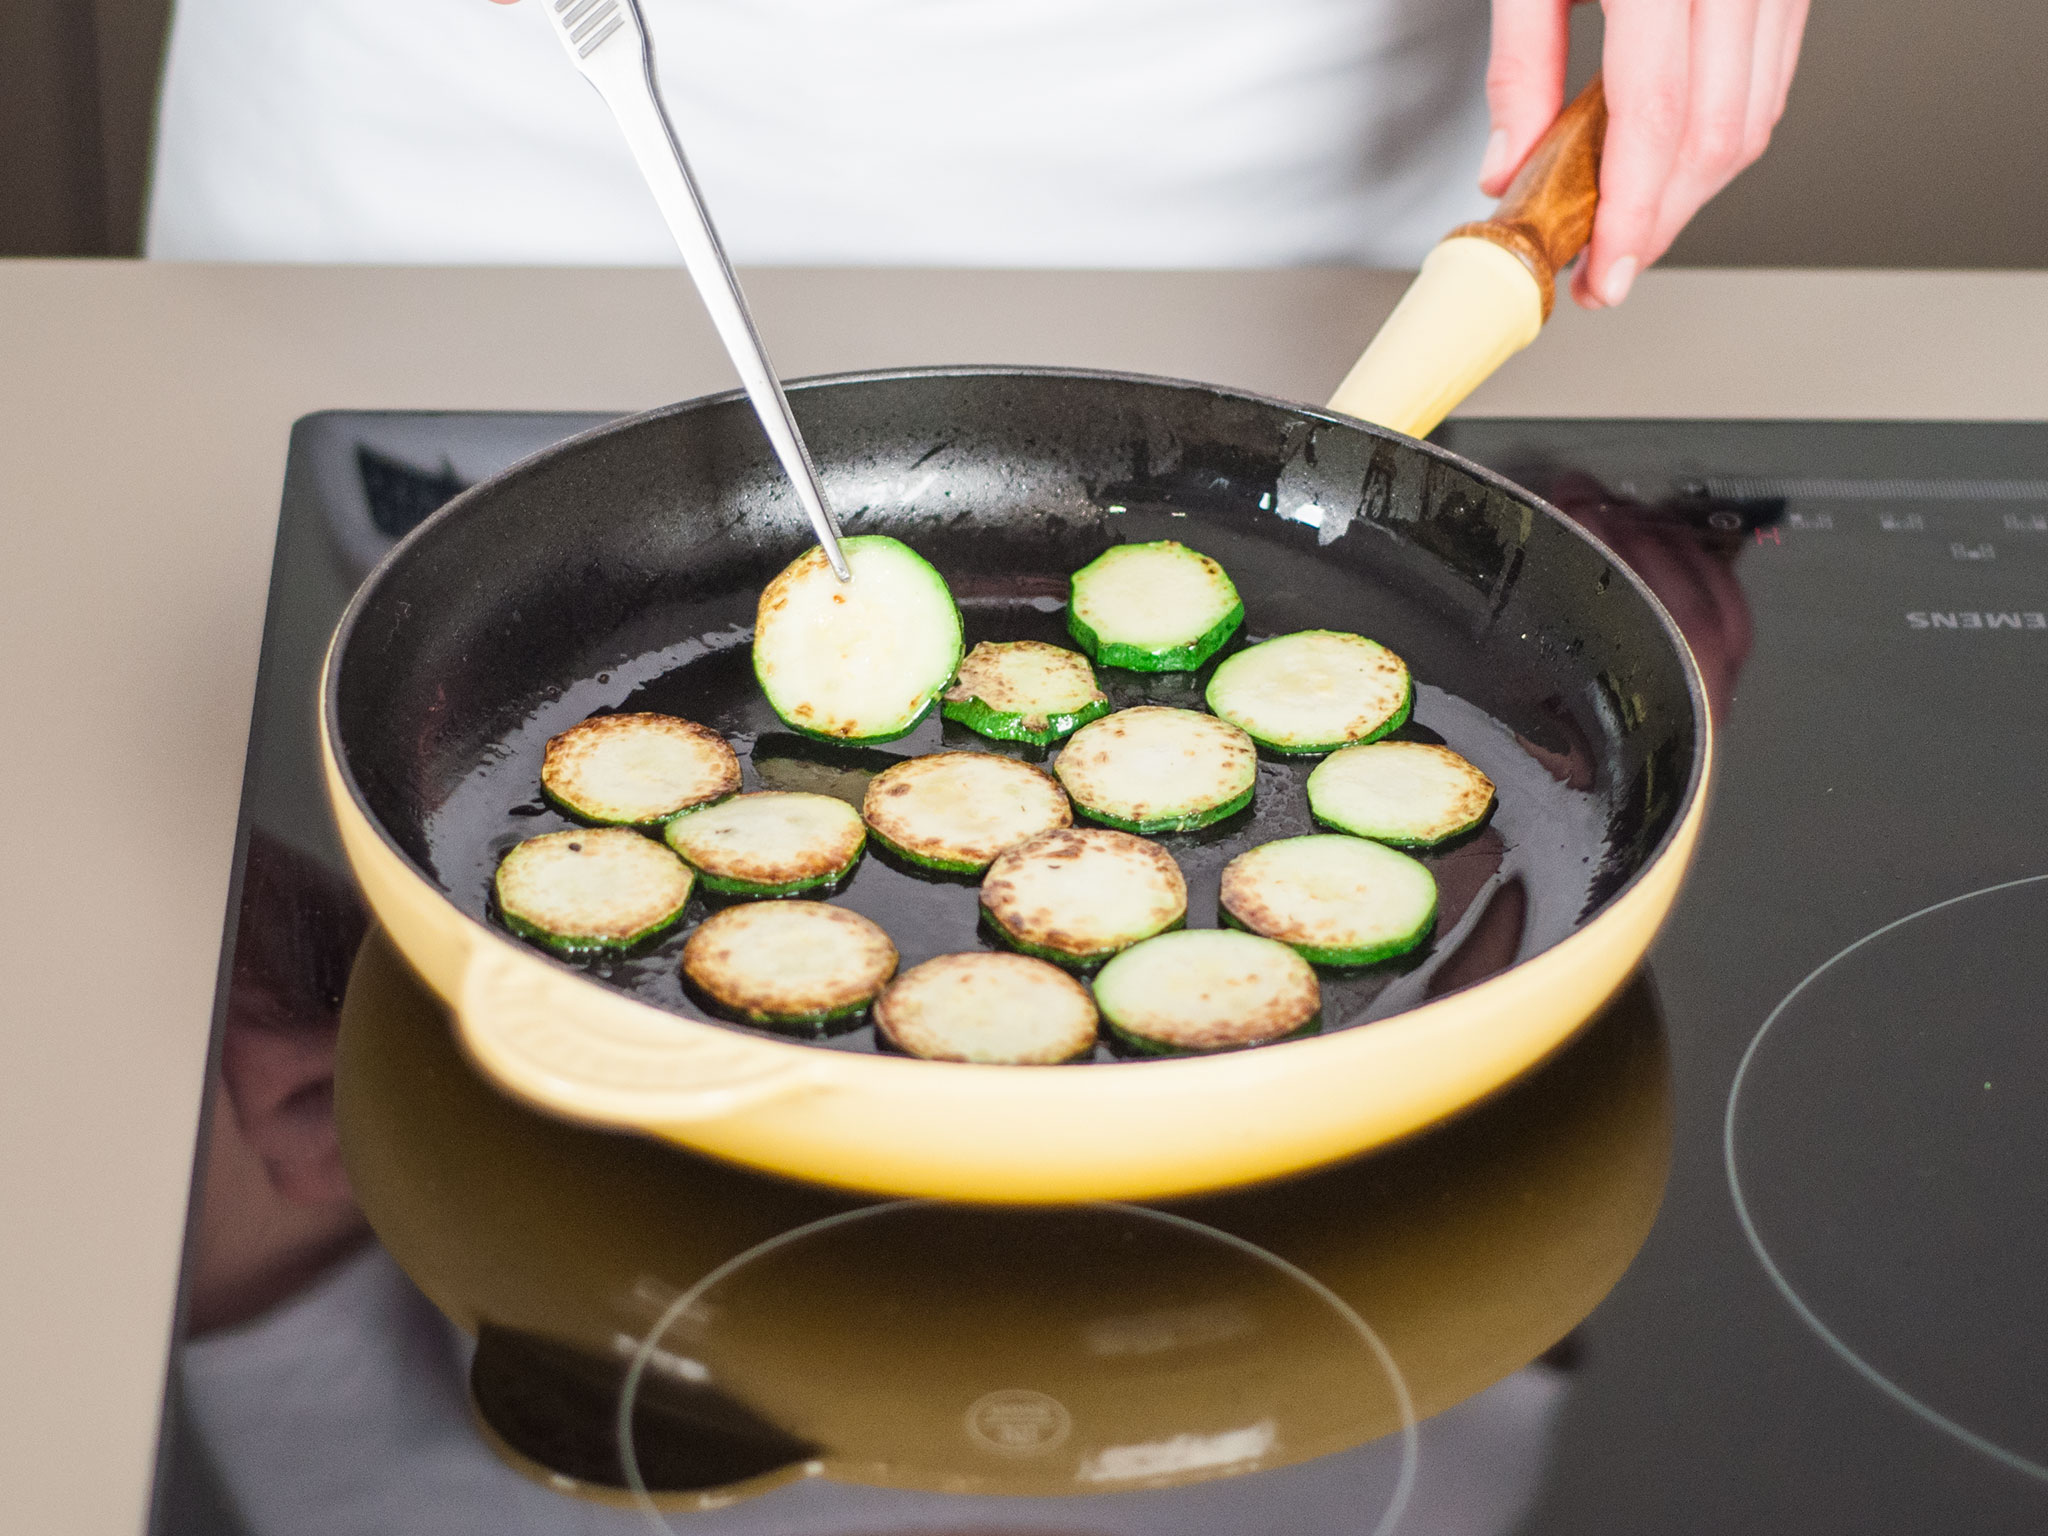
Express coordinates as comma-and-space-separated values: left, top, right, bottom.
319, 81, 1711, 1202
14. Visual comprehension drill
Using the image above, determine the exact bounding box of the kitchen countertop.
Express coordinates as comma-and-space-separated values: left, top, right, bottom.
5, 262, 2047, 1535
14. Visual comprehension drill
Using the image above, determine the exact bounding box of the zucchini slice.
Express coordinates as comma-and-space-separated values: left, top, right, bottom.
1093, 929, 1320, 1054
1053, 707, 1258, 833
494, 828, 695, 954
941, 640, 1110, 746
1067, 541, 1244, 671
1218, 834, 1437, 966
861, 752, 1072, 874
663, 791, 866, 896
681, 901, 897, 1029
980, 828, 1186, 968
1204, 631, 1413, 755
1306, 741, 1496, 848
752, 536, 964, 744
540, 713, 741, 826
873, 952, 1100, 1064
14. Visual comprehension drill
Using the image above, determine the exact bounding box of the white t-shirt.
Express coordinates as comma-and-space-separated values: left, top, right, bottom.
147, 0, 1493, 266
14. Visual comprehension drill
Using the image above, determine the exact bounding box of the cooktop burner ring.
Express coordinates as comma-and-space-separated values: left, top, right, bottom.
615, 1200, 1421, 1527
1724, 872, 2048, 1487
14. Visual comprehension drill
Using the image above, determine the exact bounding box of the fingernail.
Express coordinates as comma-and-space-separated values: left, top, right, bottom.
1478, 128, 1509, 188
1602, 256, 1639, 308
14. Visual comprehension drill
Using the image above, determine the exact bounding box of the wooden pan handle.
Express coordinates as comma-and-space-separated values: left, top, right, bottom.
1326, 75, 1608, 435
1446, 75, 1607, 321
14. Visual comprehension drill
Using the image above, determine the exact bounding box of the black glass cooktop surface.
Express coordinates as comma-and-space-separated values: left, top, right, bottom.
151, 412, 2048, 1536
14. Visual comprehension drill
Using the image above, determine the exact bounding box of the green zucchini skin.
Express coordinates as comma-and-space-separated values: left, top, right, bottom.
1233, 679, 1412, 758
982, 908, 1188, 971
679, 901, 897, 1030
497, 905, 686, 957
860, 752, 1073, 875
940, 691, 1111, 746
1068, 782, 1256, 835
663, 791, 868, 898
940, 640, 1111, 745
691, 854, 861, 899
1217, 906, 1431, 968
872, 952, 1101, 1064
864, 825, 989, 877
1053, 707, 1259, 833
1304, 740, 1497, 848
493, 828, 696, 955
1218, 834, 1438, 967
538, 713, 742, 827
978, 827, 1189, 969
1091, 928, 1321, 1054
1066, 602, 1245, 673
1106, 1013, 1322, 1057
772, 702, 935, 749
723, 994, 875, 1030
1065, 541, 1245, 672
538, 779, 738, 829
1204, 630, 1415, 755
537, 781, 735, 829
676, 984, 877, 1030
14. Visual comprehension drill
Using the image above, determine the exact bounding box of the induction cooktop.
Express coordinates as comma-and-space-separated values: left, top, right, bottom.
148, 411, 2048, 1536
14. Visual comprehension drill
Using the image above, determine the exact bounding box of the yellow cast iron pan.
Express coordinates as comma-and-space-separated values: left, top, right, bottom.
319, 363, 1709, 1203
336, 925, 1672, 1507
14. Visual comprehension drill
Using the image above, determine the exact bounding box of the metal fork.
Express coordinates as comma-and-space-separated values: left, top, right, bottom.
540, 0, 851, 579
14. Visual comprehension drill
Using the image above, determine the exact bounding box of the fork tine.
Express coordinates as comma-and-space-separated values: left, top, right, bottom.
571, 3, 619, 47
577, 14, 625, 56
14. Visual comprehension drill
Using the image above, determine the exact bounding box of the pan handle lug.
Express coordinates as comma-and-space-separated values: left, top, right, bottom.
453, 940, 820, 1125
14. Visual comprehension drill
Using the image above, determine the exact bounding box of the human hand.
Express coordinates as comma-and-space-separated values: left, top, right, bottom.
1480, 0, 1809, 309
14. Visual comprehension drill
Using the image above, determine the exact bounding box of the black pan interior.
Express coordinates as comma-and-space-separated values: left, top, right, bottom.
328, 369, 1703, 1060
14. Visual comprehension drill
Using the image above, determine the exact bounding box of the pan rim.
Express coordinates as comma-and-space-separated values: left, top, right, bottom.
322, 365, 1712, 1067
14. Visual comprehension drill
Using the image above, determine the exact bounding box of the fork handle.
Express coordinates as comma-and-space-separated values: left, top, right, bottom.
559, 1, 851, 579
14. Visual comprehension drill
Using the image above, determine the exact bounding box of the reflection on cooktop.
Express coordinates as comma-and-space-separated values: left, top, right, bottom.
1727, 875, 2048, 1483
329, 922, 1666, 1531
617, 1202, 1418, 1525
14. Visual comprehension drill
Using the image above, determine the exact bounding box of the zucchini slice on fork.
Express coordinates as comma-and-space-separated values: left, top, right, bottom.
753, 535, 964, 744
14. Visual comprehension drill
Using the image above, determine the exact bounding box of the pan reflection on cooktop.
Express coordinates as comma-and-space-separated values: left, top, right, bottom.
334, 925, 1670, 1531
1727, 875, 2048, 1484
615, 1203, 1419, 1528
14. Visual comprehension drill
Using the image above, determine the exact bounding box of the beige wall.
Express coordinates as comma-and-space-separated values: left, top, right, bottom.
2, 2, 2043, 266
1657, 0, 2048, 267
